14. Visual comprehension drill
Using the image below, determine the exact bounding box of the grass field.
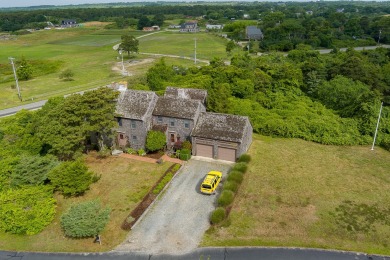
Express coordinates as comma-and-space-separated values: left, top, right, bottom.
139, 31, 228, 60
0, 154, 173, 252
202, 135, 390, 255
0, 28, 229, 110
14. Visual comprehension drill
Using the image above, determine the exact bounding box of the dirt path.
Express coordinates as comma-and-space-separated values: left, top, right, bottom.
114, 159, 231, 255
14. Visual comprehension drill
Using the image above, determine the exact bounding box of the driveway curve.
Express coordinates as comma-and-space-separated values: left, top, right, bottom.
114, 158, 232, 255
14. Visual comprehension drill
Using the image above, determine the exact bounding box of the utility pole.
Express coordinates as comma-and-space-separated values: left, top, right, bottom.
194, 38, 197, 64
8, 57, 22, 101
378, 29, 382, 45
118, 50, 125, 74
371, 102, 383, 151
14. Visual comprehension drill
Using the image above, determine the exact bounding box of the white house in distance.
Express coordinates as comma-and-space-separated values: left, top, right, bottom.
206, 24, 224, 31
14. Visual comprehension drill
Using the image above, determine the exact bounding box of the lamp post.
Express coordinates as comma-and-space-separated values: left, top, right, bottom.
8, 57, 22, 101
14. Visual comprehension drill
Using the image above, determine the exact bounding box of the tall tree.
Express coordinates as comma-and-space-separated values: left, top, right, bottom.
119, 35, 139, 56
137, 15, 150, 30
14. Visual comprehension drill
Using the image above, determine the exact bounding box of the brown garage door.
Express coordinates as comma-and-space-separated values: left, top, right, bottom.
196, 144, 213, 158
218, 147, 236, 162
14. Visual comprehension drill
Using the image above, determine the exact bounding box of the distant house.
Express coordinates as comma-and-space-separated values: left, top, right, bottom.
180, 22, 199, 33
246, 26, 264, 40
306, 10, 313, 15
168, 25, 182, 29
114, 87, 252, 162
61, 19, 78, 28
143, 26, 160, 31
205, 24, 224, 31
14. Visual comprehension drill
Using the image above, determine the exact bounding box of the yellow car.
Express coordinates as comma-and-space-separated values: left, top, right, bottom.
200, 171, 222, 195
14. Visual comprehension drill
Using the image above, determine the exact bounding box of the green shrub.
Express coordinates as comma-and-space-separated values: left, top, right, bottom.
237, 154, 251, 163
218, 190, 235, 207
223, 180, 239, 192
179, 148, 191, 161
210, 207, 226, 224
152, 173, 174, 195
48, 159, 93, 197
172, 164, 181, 172
0, 186, 56, 235
61, 200, 110, 238
126, 147, 136, 154
182, 140, 192, 150
227, 170, 244, 184
138, 148, 146, 156
232, 162, 248, 173
146, 130, 166, 152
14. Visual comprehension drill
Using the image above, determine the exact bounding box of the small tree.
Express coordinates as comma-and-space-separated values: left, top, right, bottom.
59, 69, 74, 81
146, 130, 166, 152
119, 35, 139, 56
48, 159, 93, 196
226, 40, 236, 53
61, 200, 110, 238
17, 57, 33, 81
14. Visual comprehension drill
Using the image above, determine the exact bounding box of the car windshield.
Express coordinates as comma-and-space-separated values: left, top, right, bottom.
202, 184, 212, 189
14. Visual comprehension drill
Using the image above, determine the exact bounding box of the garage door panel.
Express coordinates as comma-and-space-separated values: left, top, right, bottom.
196, 144, 213, 158
218, 147, 236, 162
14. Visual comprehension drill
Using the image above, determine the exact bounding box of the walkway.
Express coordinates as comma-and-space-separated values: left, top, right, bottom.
119, 153, 183, 165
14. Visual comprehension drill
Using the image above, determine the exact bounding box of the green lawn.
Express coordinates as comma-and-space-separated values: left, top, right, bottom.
0, 154, 173, 252
139, 31, 228, 60
202, 134, 390, 255
0, 28, 229, 110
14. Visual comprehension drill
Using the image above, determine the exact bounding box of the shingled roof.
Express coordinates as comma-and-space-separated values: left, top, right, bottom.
165, 87, 207, 104
153, 97, 203, 119
191, 112, 251, 143
116, 89, 157, 121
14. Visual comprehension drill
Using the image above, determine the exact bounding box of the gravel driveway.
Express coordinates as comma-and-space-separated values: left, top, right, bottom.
114, 158, 232, 255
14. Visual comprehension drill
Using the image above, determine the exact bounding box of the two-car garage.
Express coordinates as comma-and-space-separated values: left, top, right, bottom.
194, 143, 237, 162
191, 112, 253, 163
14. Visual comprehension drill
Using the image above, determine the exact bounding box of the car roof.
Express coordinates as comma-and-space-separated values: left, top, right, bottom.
203, 171, 222, 185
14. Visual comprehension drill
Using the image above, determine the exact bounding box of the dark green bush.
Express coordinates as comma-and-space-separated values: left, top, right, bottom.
179, 148, 191, 161
223, 180, 239, 192
218, 190, 234, 207
237, 154, 251, 163
232, 162, 248, 173
227, 170, 244, 184
146, 130, 166, 152
210, 207, 226, 224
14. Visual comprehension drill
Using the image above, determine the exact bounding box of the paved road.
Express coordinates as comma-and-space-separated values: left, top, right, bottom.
115, 158, 231, 254
0, 100, 47, 117
317, 44, 390, 54
1, 247, 389, 260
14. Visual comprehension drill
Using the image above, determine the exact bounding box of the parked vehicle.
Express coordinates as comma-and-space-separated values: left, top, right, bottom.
200, 171, 222, 194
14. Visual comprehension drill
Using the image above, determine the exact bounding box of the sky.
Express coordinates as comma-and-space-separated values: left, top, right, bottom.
0, 0, 149, 8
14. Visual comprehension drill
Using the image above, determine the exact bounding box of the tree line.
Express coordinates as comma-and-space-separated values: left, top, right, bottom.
138, 46, 390, 149
1, 1, 390, 51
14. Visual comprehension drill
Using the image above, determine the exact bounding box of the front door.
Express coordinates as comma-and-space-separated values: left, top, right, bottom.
117, 133, 127, 147
169, 132, 176, 146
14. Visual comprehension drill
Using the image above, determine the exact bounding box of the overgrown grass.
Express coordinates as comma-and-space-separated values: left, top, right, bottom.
0, 154, 173, 252
202, 134, 390, 255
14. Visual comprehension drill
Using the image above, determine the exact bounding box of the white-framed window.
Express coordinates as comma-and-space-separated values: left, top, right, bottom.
184, 120, 190, 128
170, 119, 175, 127
157, 116, 163, 123
131, 120, 136, 129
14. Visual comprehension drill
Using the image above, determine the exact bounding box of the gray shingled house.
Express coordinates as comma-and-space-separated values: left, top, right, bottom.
246, 26, 264, 40
152, 96, 206, 148
114, 87, 252, 162
115, 89, 158, 150
191, 112, 253, 162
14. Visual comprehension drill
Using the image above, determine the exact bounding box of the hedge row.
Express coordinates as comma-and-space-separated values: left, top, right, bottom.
210, 154, 250, 225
